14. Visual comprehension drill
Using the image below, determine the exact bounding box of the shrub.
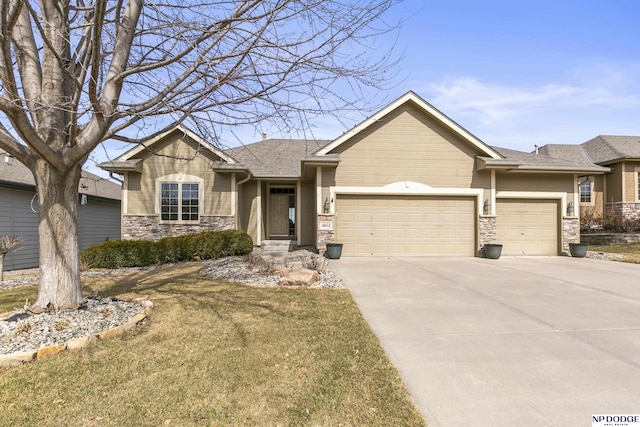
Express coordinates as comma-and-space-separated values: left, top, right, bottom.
80, 239, 155, 268
81, 230, 253, 269
581, 209, 640, 233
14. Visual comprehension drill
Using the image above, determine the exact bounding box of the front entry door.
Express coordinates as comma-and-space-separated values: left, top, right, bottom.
269, 186, 296, 238
270, 193, 290, 236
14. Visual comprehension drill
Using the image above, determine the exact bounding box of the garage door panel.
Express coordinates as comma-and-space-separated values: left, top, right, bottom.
390, 212, 406, 222
496, 199, 559, 256
354, 212, 370, 222
336, 195, 475, 256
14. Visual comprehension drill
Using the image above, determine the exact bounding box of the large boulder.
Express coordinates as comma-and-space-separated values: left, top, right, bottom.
278, 268, 320, 287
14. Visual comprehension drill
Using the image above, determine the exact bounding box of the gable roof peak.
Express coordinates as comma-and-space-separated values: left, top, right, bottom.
116, 124, 237, 164
314, 91, 502, 159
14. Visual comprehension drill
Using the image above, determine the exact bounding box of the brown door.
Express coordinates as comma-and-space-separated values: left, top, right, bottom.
269, 193, 290, 237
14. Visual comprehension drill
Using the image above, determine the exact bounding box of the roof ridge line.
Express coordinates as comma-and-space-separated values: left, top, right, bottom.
578, 144, 595, 164
599, 135, 624, 158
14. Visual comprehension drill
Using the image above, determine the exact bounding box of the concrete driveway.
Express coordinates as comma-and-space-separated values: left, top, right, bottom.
330, 257, 640, 427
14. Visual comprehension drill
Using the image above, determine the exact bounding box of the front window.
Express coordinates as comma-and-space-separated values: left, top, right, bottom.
579, 179, 591, 204
161, 182, 199, 221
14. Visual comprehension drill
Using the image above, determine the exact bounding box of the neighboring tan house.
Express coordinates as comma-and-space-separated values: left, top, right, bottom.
0, 155, 122, 270
100, 91, 608, 257
540, 136, 640, 220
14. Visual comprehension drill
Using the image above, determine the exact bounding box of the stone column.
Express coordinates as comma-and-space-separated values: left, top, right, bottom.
317, 214, 336, 251
562, 217, 580, 255
479, 216, 497, 245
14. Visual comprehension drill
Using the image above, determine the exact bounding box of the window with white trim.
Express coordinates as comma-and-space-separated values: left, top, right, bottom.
579, 178, 591, 204
161, 182, 199, 221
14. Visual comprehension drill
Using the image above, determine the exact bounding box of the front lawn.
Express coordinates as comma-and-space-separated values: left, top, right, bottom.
0, 264, 425, 426
589, 242, 640, 264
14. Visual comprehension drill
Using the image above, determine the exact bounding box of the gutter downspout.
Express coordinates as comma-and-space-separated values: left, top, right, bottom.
235, 171, 251, 229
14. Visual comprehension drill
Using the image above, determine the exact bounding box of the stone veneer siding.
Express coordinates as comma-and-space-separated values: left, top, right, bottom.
478, 216, 497, 257
316, 214, 335, 250
562, 217, 580, 254
123, 215, 235, 241
608, 202, 640, 220
479, 216, 497, 247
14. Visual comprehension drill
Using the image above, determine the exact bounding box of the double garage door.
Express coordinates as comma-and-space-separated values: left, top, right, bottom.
335, 195, 476, 256
335, 195, 560, 257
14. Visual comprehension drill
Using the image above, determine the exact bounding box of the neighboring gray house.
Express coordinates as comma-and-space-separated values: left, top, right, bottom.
0, 155, 121, 270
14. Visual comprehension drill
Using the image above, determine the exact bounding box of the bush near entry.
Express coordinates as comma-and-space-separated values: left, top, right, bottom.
81, 230, 253, 268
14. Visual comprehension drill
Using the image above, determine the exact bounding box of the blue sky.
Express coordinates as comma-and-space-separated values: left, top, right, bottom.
90, 0, 640, 175
393, 0, 640, 151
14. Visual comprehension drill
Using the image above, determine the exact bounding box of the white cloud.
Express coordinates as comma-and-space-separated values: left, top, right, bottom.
408, 63, 640, 151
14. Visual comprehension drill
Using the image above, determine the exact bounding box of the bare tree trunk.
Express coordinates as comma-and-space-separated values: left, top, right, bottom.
31, 160, 83, 311
0, 254, 4, 282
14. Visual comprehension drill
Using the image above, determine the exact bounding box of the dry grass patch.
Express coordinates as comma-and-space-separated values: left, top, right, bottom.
0, 264, 425, 426
590, 243, 640, 264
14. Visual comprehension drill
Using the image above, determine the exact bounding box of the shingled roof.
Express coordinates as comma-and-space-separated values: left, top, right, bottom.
479, 146, 609, 173
223, 138, 332, 178
223, 137, 607, 177
580, 135, 640, 164
0, 158, 121, 200
536, 144, 595, 166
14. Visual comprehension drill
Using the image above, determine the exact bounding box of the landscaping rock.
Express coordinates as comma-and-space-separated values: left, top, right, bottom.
37, 345, 66, 360
66, 335, 98, 350
278, 268, 320, 287
0, 351, 36, 367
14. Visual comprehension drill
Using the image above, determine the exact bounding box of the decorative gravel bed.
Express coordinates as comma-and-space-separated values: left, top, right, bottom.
586, 251, 625, 261
0, 297, 142, 355
200, 255, 345, 288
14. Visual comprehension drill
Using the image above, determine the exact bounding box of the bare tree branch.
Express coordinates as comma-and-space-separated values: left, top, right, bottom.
0, 0, 401, 310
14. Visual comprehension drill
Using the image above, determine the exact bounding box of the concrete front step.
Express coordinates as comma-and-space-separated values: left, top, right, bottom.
260, 240, 297, 252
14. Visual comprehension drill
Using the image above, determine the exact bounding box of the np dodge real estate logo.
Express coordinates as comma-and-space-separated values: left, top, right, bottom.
593, 415, 640, 427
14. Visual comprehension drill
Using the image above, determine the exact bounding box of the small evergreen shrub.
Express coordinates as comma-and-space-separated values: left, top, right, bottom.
81, 230, 253, 269
80, 239, 155, 268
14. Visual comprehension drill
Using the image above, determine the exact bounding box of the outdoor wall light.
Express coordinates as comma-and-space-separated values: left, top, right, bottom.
323, 197, 330, 213
483, 199, 490, 215
4, 154, 13, 165
567, 201, 574, 216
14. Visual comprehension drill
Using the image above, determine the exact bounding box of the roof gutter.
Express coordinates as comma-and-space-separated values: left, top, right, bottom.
212, 164, 249, 173
98, 159, 143, 173
500, 165, 610, 174
476, 157, 522, 170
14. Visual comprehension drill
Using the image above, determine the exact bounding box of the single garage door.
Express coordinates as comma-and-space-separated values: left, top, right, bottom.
335, 195, 476, 256
496, 199, 559, 256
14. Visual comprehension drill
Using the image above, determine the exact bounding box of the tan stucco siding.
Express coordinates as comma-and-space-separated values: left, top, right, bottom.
126, 135, 231, 216
496, 173, 574, 194
330, 103, 482, 188
125, 173, 151, 214
300, 179, 316, 246
593, 175, 605, 213
581, 175, 605, 218
209, 174, 232, 214
239, 181, 258, 243
607, 163, 623, 203
321, 167, 336, 206
473, 170, 491, 202
623, 161, 640, 202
